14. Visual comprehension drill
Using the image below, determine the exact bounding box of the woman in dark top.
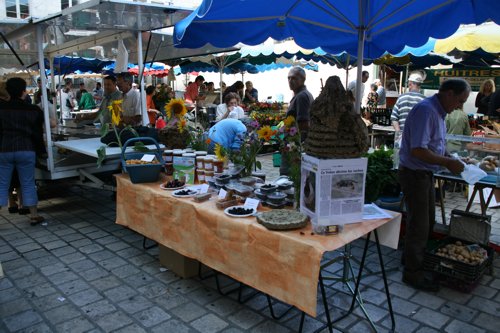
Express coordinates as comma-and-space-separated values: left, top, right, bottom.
475, 79, 495, 115
0, 77, 46, 225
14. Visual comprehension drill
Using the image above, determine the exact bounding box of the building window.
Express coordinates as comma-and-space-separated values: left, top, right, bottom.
6, 0, 30, 19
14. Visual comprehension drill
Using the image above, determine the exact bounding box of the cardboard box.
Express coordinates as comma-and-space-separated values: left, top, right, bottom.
159, 245, 199, 278
300, 154, 367, 225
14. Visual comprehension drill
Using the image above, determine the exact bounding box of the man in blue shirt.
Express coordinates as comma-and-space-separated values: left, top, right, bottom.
208, 118, 247, 153
398, 79, 470, 292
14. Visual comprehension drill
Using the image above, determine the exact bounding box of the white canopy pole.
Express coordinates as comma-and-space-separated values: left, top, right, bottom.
354, 27, 366, 115
36, 24, 54, 172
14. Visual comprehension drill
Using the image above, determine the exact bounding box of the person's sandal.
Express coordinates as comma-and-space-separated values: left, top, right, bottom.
8, 206, 19, 214
30, 216, 45, 226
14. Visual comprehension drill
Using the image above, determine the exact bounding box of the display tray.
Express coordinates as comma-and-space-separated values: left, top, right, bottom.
257, 209, 308, 230
423, 237, 493, 284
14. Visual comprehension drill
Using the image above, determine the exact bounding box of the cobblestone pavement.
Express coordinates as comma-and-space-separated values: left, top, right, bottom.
1, 155, 499, 333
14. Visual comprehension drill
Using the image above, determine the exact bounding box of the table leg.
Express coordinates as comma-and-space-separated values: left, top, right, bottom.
485, 188, 495, 212
437, 179, 446, 226
466, 186, 479, 212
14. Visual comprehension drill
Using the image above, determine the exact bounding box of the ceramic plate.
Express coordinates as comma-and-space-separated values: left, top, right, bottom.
172, 189, 198, 198
160, 183, 185, 191
224, 206, 256, 218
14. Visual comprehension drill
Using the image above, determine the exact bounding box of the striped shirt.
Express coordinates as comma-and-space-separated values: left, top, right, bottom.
390, 92, 425, 132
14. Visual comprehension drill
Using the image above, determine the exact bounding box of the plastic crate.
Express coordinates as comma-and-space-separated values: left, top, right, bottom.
424, 237, 494, 284
121, 137, 164, 184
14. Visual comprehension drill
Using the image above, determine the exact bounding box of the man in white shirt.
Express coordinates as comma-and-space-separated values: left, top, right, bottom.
116, 72, 142, 126
347, 70, 369, 105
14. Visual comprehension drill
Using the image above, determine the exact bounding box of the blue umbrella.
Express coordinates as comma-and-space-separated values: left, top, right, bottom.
174, 0, 500, 113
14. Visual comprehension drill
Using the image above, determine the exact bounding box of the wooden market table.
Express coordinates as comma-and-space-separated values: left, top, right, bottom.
115, 174, 401, 330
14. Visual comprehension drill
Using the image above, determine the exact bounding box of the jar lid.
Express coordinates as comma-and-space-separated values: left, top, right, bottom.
204, 156, 213, 160
164, 150, 174, 154
195, 151, 208, 156
182, 153, 196, 157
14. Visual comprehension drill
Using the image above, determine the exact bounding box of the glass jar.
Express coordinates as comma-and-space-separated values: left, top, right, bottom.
196, 169, 205, 183
204, 157, 214, 171
163, 150, 174, 163
196, 156, 205, 169
165, 163, 174, 175
213, 159, 224, 173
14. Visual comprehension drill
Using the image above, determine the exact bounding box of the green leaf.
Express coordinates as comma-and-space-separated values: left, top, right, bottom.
100, 123, 109, 137
133, 142, 150, 152
96, 146, 106, 167
255, 160, 262, 170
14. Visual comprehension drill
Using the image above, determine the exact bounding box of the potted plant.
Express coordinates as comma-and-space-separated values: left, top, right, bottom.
364, 148, 400, 203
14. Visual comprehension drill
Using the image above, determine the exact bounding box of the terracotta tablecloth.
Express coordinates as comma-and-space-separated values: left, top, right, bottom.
115, 174, 399, 317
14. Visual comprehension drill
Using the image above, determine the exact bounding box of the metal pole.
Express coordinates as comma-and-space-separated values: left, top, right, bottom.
136, 11, 149, 126
354, 27, 366, 115
36, 24, 54, 173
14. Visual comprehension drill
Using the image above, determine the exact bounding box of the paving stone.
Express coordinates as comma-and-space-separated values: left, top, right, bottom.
54, 316, 95, 333
59, 251, 86, 264
489, 278, 500, 289
385, 296, 419, 316
95, 235, 120, 245
104, 284, 138, 302
63, 233, 86, 242
353, 302, 390, 322
69, 238, 93, 248
228, 308, 265, 330
81, 299, 117, 319
171, 301, 208, 322
89, 274, 121, 291
410, 292, 446, 310
250, 320, 291, 333
112, 323, 148, 333
88, 249, 115, 261
0, 251, 21, 261
191, 313, 229, 333
14, 273, 48, 289
118, 295, 155, 314
0, 278, 13, 291
357, 286, 387, 306
133, 306, 171, 327
112, 264, 142, 279
128, 253, 157, 266
46, 270, 78, 285
387, 281, 417, 299
105, 241, 130, 252
67, 259, 97, 273
0, 297, 33, 317
51, 245, 76, 257
440, 301, 478, 322
116, 246, 144, 258
470, 285, 498, 300
68, 288, 103, 307
472, 312, 500, 332
45, 303, 81, 324
22, 249, 50, 260
16, 242, 43, 253
16, 322, 53, 333
79, 266, 110, 282
58, 279, 91, 295
444, 319, 486, 333
135, 282, 167, 300
153, 291, 190, 310
30, 292, 68, 311
169, 278, 203, 294
189, 286, 222, 305
43, 240, 68, 250
347, 320, 389, 333
151, 319, 195, 333
412, 307, 451, 330
97, 256, 127, 270
39, 262, 68, 276
3, 309, 43, 331
283, 314, 324, 333
437, 287, 473, 304
95, 310, 133, 332
207, 297, 242, 317
467, 295, 500, 316
30, 255, 60, 269
380, 314, 419, 333
123, 271, 157, 288
7, 264, 37, 279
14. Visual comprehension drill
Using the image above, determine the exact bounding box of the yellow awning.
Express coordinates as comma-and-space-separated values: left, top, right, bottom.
434, 23, 500, 54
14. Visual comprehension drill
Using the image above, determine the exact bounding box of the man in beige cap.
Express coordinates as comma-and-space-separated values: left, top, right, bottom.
390, 72, 426, 133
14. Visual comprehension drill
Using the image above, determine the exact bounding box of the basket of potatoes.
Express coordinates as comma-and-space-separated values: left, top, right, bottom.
424, 238, 492, 283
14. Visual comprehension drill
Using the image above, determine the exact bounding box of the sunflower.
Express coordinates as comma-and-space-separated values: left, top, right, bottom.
214, 143, 228, 162
177, 118, 187, 133
166, 98, 187, 119
283, 115, 295, 129
257, 125, 276, 142
108, 99, 123, 126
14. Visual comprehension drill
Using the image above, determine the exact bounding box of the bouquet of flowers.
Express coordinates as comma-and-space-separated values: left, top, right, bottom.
250, 110, 286, 127
247, 101, 284, 112
96, 99, 152, 167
